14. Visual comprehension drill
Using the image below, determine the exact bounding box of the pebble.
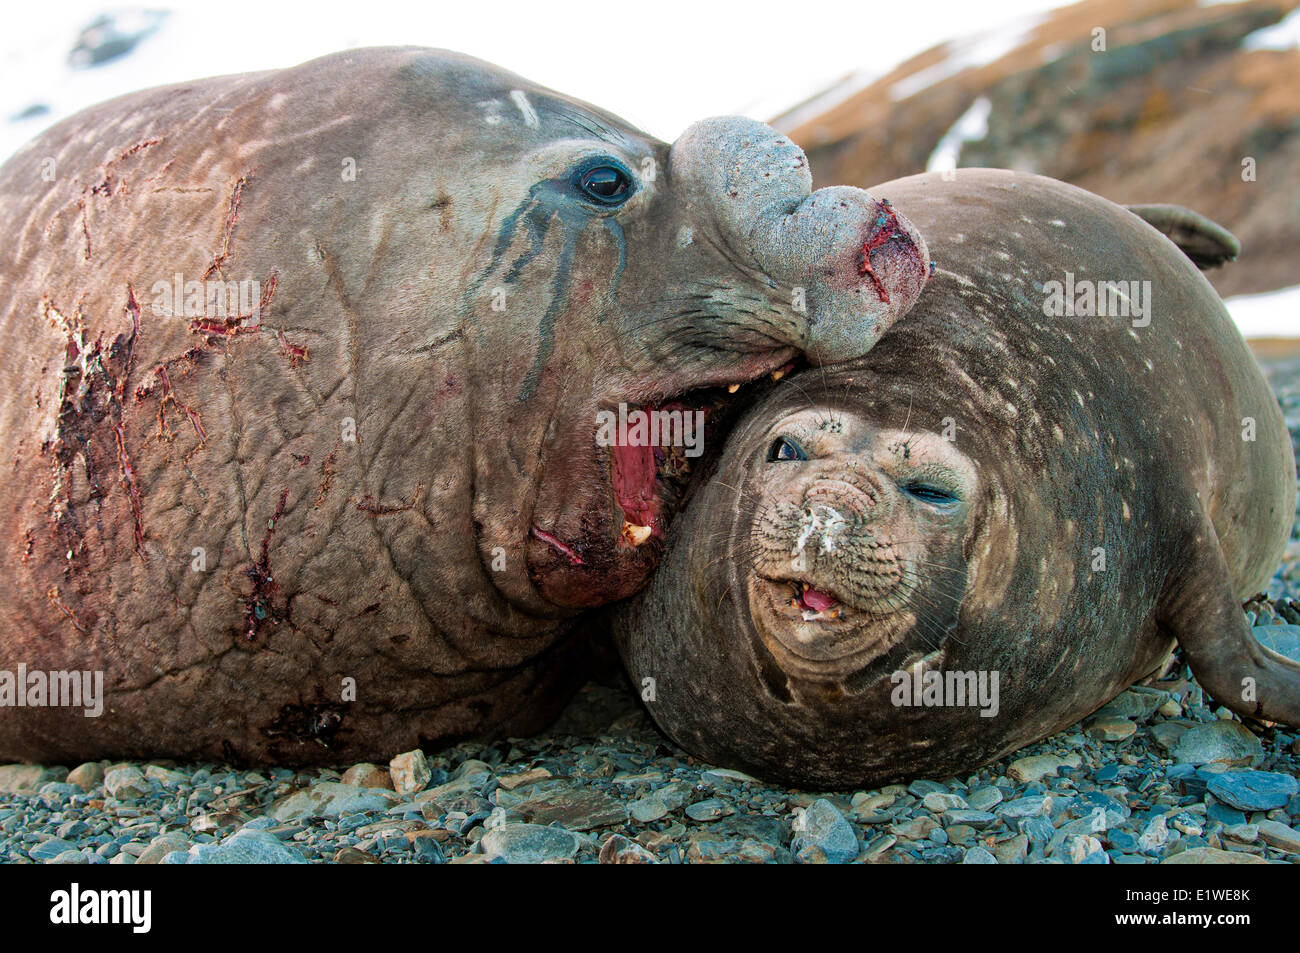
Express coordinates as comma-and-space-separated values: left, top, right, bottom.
1253, 624, 1300, 662
1170, 721, 1264, 767
963, 845, 997, 864
136, 832, 192, 864
1161, 847, 1267, 864
921, 792, 967, 812
998, 795, 1052, 819
480, 824, 581, 863
66, 762, 105, 792
966, 786, 1003, 811
685, 798, 733, 822
271, 782, 400, 822
388, 750, 433, 796
340, 763, 393, 790
1087, 718, 1137, 741
1007, 754, 1081, 783
103, 766, 148, 800
174, 829, 308, 864
792, 799, 858, 864
1206, 771, 1298, 811
598, 834, 656, 864
1254, 819, 1300, 854
0, 764, 64, 793
629, 783, 689, 823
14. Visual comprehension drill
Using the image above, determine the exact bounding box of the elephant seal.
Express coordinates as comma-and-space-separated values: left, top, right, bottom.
612, 169, 1298, 789
0, 48, 929, 763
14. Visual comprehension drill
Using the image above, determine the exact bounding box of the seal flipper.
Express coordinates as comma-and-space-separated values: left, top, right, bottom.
1125, 204, 1240, 270
1159, 542, 1300, 726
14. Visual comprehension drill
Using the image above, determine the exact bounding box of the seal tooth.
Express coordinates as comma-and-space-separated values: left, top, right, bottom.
621, 521, 652, 546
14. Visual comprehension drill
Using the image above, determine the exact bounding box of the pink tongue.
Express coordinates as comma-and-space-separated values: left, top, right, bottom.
800, 586, 836, 612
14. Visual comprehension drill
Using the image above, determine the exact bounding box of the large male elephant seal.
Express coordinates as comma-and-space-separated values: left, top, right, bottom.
612, 169, 1299, 789
0, 48, 930, 764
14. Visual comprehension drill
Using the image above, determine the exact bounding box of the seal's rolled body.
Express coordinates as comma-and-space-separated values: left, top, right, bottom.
0, 48, 931, 763
613, 169, 1298, 789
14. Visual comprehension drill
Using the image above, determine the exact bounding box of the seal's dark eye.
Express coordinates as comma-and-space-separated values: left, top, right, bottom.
767, 437, 807, 462
575, 163, 632, 205
902, 482, 959, 506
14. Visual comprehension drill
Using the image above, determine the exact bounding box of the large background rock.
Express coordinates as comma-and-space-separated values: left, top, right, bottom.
774, 0, 1300, 299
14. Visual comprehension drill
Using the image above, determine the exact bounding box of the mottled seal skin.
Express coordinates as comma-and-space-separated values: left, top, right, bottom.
613, 169, 1299, 789
0, 48, 930, 764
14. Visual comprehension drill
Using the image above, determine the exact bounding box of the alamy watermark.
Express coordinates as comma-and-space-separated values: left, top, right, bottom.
891, 667, 999, 717
1041, 271, 1151, 327
149, 273, 263, 322
595, 403, 705, 457
0, 664, 103, 717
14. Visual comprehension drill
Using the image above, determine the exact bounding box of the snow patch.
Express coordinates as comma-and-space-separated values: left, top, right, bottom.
926, 96, 992, 172
1225, 285, 1300, 338
1243, 8, 1300, 51
889, 13, 1047, 102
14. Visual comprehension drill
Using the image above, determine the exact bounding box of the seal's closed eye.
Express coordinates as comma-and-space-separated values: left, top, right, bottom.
900, 482, 960, 507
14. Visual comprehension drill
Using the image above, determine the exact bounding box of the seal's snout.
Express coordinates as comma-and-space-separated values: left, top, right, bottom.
792, 502, 848, 557
670, 116, 931, 365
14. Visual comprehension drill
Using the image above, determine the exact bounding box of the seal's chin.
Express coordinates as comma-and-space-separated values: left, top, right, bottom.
748, 574, 913, 678
527, 359, 802, 609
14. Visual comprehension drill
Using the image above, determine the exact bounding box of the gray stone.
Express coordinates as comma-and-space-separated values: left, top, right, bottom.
907, 779, 950, 797
791, 799, 858, 864
137, 832, 192, 864
1255, 819, 1300, 854
922, 792, 968, 812
144, 764, 189, 787
1161, 847, 1267, 865
962, 845, 997, 864
1138, 814, 1169, 852
1206, 771, 1298, 812
271, 782, 400, 822
480, 824, 581, 863
0, 764, 64, 794
1007, 754, 1081, 783
1170, 721, 1264, 767
29, 837, 77, 861
966, 786, 1004, 812
1149, 722, 1190, 751
103, 765, 148, 799
1090, 687, 1168, 721
998, 795, 1052, 819
944, 809, 998, 829
685, 798, 734, 822
1252, 624, 1300, 662
177, 829, 308, 864
629, 783, 690, 824
66, 762, 105, 792
509, 785, 628, 830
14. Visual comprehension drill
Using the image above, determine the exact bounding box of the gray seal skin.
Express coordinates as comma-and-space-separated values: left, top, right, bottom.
0, 48, 930, 764
612, 169, 1299, 789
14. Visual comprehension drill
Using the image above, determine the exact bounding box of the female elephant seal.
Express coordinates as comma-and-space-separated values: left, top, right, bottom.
612, 169, 1299, 789
0, 48, 929, 763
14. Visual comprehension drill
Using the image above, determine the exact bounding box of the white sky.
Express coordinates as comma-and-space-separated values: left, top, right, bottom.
1, 0, 1060, 154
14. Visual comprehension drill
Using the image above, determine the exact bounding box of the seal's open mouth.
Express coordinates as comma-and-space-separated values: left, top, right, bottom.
526, 358, 803, 607
755, 576, 858, 628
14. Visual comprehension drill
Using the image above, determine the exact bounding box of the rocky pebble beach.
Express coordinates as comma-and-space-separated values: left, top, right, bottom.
2, 359, 1299, 865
